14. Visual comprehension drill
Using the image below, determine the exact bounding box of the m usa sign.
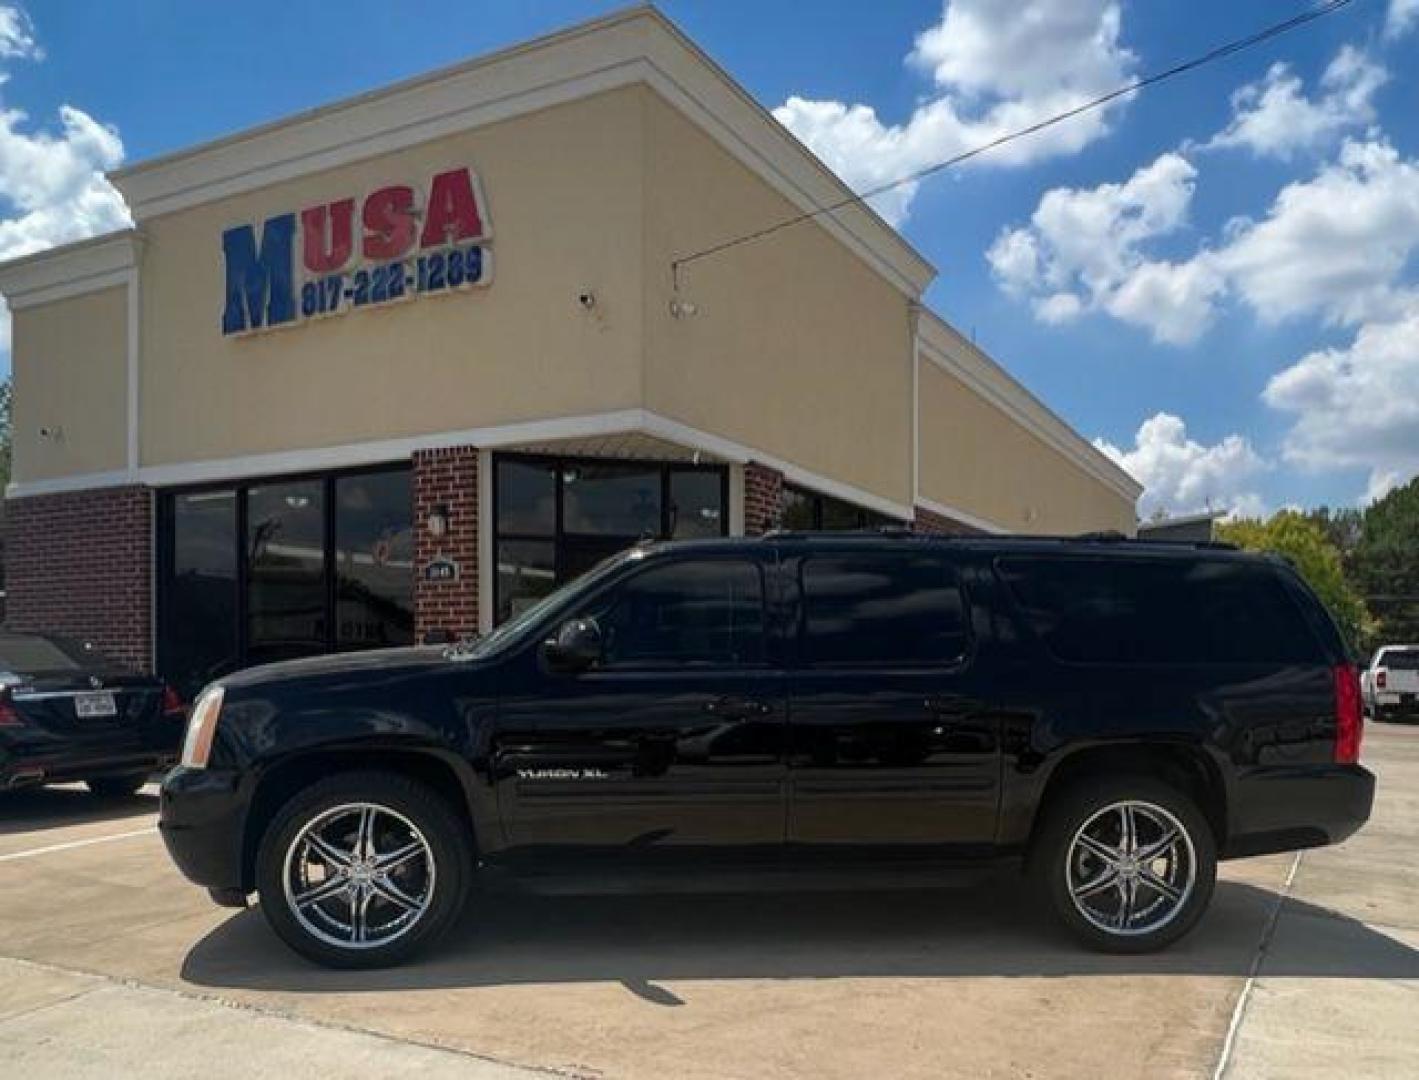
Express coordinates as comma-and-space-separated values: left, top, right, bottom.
221, 166, 492, 336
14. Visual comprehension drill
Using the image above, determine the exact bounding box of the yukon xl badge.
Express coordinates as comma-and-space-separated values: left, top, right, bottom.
517, 768, 609, 781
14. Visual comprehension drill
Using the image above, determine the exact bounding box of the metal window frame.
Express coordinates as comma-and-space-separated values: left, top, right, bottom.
491, 451, 730, 624
155, 461, 413, 685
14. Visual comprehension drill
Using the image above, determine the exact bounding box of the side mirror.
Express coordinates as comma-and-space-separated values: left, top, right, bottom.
542, 617, 602, 673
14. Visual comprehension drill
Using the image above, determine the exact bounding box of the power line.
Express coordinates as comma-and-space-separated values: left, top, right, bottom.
671, 0, 1360, 284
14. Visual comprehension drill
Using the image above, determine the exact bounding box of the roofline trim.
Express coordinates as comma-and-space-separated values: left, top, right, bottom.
0, 231, 141, 310
4, 406, 916, 523
916, 312, 1143, 503
104, 6, 934, 297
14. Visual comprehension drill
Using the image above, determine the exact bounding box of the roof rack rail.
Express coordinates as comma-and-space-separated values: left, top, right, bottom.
761, 527, 923, 540
758, 528, 1238, 551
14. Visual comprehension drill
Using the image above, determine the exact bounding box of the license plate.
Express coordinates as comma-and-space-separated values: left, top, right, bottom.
74, 691, 117, 719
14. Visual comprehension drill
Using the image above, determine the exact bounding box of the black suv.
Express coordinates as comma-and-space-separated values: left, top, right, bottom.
160, 534, 1374, 967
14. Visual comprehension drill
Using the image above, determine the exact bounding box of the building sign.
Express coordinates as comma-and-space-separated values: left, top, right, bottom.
423, 555, 460, 582
221, 167, 492, 336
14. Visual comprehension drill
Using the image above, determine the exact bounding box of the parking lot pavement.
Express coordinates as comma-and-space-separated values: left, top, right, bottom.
0, 727, 1415, 1080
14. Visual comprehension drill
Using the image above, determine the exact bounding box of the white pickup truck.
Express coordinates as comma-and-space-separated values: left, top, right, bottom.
1362, 645, 1419, 721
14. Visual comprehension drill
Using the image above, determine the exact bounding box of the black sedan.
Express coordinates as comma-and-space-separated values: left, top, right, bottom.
0, 631, 186, 796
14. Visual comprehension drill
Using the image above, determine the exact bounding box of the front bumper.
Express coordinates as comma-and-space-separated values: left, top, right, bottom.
1223, 763, 1375, 859
159, 766, 250, 894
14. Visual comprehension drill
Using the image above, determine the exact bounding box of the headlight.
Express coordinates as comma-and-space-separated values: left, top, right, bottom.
180, 685, 225, 768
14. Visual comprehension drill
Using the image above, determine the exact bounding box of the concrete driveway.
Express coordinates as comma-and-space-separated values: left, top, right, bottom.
1, 726, 1416, 1079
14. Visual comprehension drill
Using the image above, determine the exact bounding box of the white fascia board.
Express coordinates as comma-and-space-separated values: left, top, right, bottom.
107, 8, 934, 298
916, 312, 1143, 502
6, 406, 917, 526
0, 231, 141, 310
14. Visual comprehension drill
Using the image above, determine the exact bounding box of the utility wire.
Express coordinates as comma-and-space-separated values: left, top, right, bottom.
671, 0, 1360, 284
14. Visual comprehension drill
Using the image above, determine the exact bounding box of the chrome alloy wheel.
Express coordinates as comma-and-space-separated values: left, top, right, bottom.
281, 802, 437, 950
1065, 800, 1197, 938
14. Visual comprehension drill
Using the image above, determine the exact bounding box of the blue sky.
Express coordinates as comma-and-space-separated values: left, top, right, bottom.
1, 1, 1417, 517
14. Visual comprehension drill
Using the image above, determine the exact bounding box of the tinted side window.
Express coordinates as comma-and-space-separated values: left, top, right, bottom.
593, 559, 765, 668
996, 557, 1322, 665
801, 552, 967, 666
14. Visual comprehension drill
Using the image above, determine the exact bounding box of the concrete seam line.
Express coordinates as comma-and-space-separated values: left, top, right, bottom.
0, 984, 104, 1028
0, 953, 591, 1080
1211, 852, 1304, 1080
0, 826, 159, 863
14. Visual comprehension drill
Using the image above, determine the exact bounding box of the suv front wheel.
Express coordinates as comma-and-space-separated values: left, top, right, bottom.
255, 771, 472, 968
1033, 776, 1217, 953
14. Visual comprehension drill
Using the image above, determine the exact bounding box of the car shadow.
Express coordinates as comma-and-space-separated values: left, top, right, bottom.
0, 784, 159, 836
180, 876, 1419, 998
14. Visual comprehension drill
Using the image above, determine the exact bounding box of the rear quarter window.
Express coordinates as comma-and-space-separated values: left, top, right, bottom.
799, 550, 969, 667
995, 556, 1324, 666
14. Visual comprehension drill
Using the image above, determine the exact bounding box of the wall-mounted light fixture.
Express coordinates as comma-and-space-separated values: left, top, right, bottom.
427, 503, 450, 538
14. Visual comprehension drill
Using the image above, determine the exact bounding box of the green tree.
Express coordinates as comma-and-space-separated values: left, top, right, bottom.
1352, 478, 1419, 647
1218, 510, 1371, 652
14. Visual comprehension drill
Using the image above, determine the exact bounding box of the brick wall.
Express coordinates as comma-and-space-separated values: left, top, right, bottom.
743, 461, 784, 535
412, 446, 479, 641
4, 485, 154, 672
913, 504, 983, 537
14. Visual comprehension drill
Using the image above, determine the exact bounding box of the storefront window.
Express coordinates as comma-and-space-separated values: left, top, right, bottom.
562, 464, 661, 536
781, 482, 895, 532
165, 490, 239, 693
159, 465, 412, 695
335, 471, 414, 648
496, 539, 557, 621
247, 480, 327, 665
493, 455, 727, 623
670, 470, 725, 538
495, 459, 556, 535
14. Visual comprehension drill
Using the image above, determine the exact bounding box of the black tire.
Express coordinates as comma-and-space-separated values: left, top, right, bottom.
255, 771, 473, 969
1030, 775, 1217, 954
85, 773, 149, 797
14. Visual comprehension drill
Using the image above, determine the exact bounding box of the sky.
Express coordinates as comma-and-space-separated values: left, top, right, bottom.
1, 0, 1417, 519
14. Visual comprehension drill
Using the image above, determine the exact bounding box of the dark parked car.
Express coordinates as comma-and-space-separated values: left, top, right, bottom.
0, 630, 187, 796
160, 533, 1374, 967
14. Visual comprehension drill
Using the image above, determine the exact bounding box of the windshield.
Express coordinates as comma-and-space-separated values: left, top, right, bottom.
455, 546, 645, 660
1379, 649, 1419, 671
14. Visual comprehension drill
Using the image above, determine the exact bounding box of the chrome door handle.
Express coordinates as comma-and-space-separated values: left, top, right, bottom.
705, 696, 772, 720
925, 695, 982, 716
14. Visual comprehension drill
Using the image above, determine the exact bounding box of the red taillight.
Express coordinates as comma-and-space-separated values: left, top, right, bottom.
0, 692, 21, 728
1333, 664, 1363, 764
1376, 669, 1387, 690
161, 685, 186, 718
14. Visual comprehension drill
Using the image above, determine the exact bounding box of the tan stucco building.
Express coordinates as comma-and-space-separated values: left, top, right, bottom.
0, 8, 1139, 692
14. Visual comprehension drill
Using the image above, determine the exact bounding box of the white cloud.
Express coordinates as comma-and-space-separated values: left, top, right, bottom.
0, 5, 131, 360
987, 152, 1225, 344
1205, 47, 1386, 161
994, 137, 1419, 344
1213, 140, 1419, 327
1263, 297, 1419, 502
1386, 0, 1419, 39
0, 2, 39, 61
1094, 412, 1268, 520
774, 0, 1136, 225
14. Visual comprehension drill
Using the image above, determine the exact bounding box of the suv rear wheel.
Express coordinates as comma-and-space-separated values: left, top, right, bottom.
255, 771, 472, 968
1032, 776, 1216, 953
